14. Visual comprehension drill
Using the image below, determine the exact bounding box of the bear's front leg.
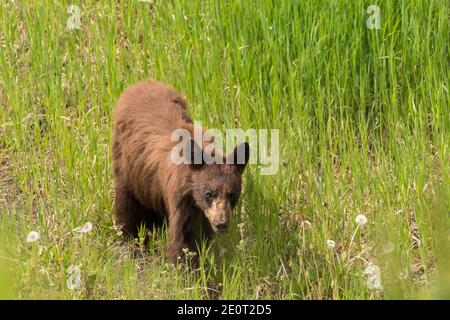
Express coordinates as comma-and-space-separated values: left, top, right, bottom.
167, 208, 190, 264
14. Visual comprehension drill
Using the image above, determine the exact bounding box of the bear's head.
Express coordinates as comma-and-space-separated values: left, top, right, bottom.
186, 140, 250, 234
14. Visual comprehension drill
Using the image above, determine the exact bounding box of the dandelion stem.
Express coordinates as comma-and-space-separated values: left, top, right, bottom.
348, 224, 360, 257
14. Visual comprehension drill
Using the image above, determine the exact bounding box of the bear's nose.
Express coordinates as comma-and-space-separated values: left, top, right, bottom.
215, 222, 228, 230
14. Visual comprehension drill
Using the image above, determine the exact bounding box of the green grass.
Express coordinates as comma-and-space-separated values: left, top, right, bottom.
0, 0, 449, 299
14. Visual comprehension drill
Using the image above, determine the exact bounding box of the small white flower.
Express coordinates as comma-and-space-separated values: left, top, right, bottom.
73, 221, 93, 234
26, 231, 40, 243
364, 263, 383, 290
326, 240, 336, 249
66, 265, 82, 290
355, 214, 368, 226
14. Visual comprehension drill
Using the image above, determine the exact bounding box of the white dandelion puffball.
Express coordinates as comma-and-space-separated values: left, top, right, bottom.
326, 240, 336, 249
26, 231, 40, 243
355, 214, 368, 226
364, 263, 383, 290
74, 221, 93, 234
66, 265, 82, 290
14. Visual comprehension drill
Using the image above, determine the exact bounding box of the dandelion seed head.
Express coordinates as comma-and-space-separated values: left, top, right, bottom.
364, 263, 383, 290
26, 231, 39, 243
326, 239, 336, 249
355, 214, 368, 226
66, 265, 82, 290
73, 221, 93, 234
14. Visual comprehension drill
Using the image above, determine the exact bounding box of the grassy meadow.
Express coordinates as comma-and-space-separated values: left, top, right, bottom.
0, 0, 449, 299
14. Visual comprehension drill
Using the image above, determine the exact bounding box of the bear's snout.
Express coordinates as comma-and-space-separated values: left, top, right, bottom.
205, 199, 231, 234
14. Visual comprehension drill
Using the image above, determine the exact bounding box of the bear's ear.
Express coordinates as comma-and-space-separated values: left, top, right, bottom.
226, 142, 250, 173
184, 138, 204, 169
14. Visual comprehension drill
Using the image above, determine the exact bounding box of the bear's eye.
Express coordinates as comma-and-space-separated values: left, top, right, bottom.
204, 191, 214, 202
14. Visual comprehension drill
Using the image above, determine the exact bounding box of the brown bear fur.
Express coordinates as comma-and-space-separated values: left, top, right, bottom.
112, 80, 249, 263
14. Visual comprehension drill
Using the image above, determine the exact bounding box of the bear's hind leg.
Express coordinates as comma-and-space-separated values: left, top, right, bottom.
114, 181, 152, 237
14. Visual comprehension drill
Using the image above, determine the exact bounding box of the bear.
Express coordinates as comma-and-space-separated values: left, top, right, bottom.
112, 80, 249, 264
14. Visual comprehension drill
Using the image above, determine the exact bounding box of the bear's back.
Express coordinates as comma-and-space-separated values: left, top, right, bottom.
112, 80, 193, 209
114, 80, 190, 131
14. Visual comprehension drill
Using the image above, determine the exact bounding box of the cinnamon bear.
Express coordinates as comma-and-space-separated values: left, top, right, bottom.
112, 80, 249, 263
